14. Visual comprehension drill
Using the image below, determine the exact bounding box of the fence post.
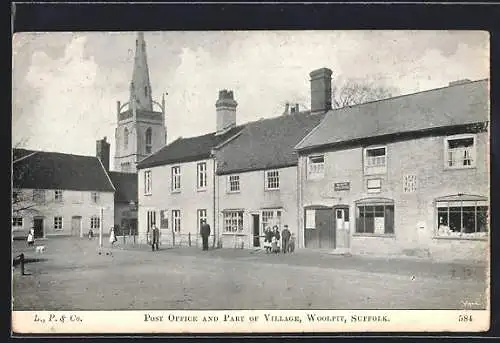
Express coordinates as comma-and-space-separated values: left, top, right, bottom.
20, 253, 25, 276
188, 232, 191, 247
172, 231, 175, 247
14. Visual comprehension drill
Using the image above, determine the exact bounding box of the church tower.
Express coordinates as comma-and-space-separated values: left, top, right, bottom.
114, 32, 167, 173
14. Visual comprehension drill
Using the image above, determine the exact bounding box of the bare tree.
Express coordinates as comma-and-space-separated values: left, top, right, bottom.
12, 138, 43, 218
332, 78, 399, 109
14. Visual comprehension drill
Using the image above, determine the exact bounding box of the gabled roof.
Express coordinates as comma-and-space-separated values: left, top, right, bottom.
108, 171, 138, 203
216, 111, 326, 175
295, 79, 489, 152
12, 148, 115, 193
137, 125, 244, 169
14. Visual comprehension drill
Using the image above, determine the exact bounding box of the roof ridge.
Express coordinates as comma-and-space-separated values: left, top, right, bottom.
329, 78, 488, 112
13, 147, 99, 159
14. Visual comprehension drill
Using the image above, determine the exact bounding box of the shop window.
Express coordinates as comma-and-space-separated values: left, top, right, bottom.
355, 198, 394, 235
436, 194, 488, 238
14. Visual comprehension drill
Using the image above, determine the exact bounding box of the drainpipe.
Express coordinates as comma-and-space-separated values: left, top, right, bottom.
297, 156, 302, 249
212, 153, 217, 249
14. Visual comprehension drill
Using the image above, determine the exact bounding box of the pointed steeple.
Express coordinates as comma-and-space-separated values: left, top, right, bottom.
130, 32, 153, 111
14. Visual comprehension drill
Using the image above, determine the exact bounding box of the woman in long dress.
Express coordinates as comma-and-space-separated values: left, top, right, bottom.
109, 227, 117, 247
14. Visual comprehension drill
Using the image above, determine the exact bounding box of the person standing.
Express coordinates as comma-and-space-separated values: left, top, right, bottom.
151, 225, 160, 251
200, 219, 211, 251
281, 225, 291, 254
264, 226, 273, 253
109, 226, 117, 247
272, 226, 281, 253
289, 233, 296, 253
26, 228, 35, 247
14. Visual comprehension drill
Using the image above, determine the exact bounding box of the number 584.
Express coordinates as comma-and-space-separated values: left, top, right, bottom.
458, 315, 473, 322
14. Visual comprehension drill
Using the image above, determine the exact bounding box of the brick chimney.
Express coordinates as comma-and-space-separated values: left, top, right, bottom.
96, 137, 110, 171
310, 68, 333, 115
216, 89, 238, 134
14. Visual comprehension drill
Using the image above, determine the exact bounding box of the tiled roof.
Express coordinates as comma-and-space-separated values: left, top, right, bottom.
216, 111, 326, 175
108, 171, 138, 203
12, 148, 115, 192
295, 79, 489, 151
136, 125, 244, 169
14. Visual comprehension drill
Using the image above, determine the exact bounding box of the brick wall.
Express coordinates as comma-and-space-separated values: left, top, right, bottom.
299, 130, 489, 262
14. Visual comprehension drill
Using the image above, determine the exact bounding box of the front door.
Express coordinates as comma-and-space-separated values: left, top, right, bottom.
317, 209, 335, 249
33, 218, 44, 239
252, 214, 260, 247
71, 216, 82, 237
334, 207, 350, 249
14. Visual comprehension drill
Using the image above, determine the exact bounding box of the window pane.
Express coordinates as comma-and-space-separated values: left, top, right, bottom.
448, 208, 462, 233
448, 138, 473, 149
374, 206, 384, 216
367, 148, 385, 157
477, 206, 488, 233
438, 208, 448, 227
385, 206, 394, 234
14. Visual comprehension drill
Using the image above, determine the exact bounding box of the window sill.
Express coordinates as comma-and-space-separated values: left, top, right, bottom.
143, 193, 152, 197
307, 176, 325, 181
222, 232, 246, 236
352, 233, 395, 238
197, 188, 207, 193
265, 188, 280, 192
443, 165, 477, 171
227, 190, 241, 194
433, 235, 487, 241
171, 190, 181, 194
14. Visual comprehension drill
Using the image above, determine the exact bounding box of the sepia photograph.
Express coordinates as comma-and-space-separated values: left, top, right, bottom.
11, 30, 490, 333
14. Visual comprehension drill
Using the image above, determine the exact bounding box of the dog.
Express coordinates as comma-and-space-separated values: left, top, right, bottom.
35, 246, 46, 254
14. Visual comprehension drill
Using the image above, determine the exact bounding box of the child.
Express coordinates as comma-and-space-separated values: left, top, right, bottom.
271, 236, 280, 254
26, 228, 35, 247
288, 233, 296, 253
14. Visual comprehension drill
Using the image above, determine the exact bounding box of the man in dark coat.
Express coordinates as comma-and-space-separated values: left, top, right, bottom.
200, 220, 211, 251
151, 225, 160, 251
281, 225, 291, 254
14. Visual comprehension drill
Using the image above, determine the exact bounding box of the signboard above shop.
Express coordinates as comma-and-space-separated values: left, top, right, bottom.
334, 182, 350, 191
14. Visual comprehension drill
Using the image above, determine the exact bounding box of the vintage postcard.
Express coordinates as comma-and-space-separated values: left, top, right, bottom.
11, 30, 490, 334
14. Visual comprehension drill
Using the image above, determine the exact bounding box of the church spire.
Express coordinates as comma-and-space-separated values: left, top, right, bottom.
130, 32, 153, 111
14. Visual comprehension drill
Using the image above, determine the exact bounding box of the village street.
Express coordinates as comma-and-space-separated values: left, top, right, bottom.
12, 237, 487, 311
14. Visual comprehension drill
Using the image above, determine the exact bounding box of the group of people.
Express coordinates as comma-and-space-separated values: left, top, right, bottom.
263, 224, 295, 254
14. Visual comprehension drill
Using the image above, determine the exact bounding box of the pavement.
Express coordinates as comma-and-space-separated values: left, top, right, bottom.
11, 237, 488, 311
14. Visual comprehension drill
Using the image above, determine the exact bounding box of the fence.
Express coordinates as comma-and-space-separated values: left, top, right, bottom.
160, 232, 216, 248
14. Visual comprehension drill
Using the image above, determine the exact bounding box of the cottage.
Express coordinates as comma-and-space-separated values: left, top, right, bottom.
295, 78, 489, 262
12, 147, 115, 239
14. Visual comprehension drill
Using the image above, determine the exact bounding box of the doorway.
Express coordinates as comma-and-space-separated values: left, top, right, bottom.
304, 207, 335, 249
252, 214, 260, 247
334, 206, 350, 249
71, 216, 82, 237
33, 217, 44, 239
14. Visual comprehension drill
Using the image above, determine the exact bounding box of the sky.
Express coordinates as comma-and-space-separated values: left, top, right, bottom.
12, 31, 489, 171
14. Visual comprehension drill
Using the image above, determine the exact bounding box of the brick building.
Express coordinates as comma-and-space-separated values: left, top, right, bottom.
295, 78, 489, 262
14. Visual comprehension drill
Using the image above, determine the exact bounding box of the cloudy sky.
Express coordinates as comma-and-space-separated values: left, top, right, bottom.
12, 31, 489, 171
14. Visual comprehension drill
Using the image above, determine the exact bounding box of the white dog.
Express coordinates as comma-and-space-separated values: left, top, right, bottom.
35, 246, 46, 254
